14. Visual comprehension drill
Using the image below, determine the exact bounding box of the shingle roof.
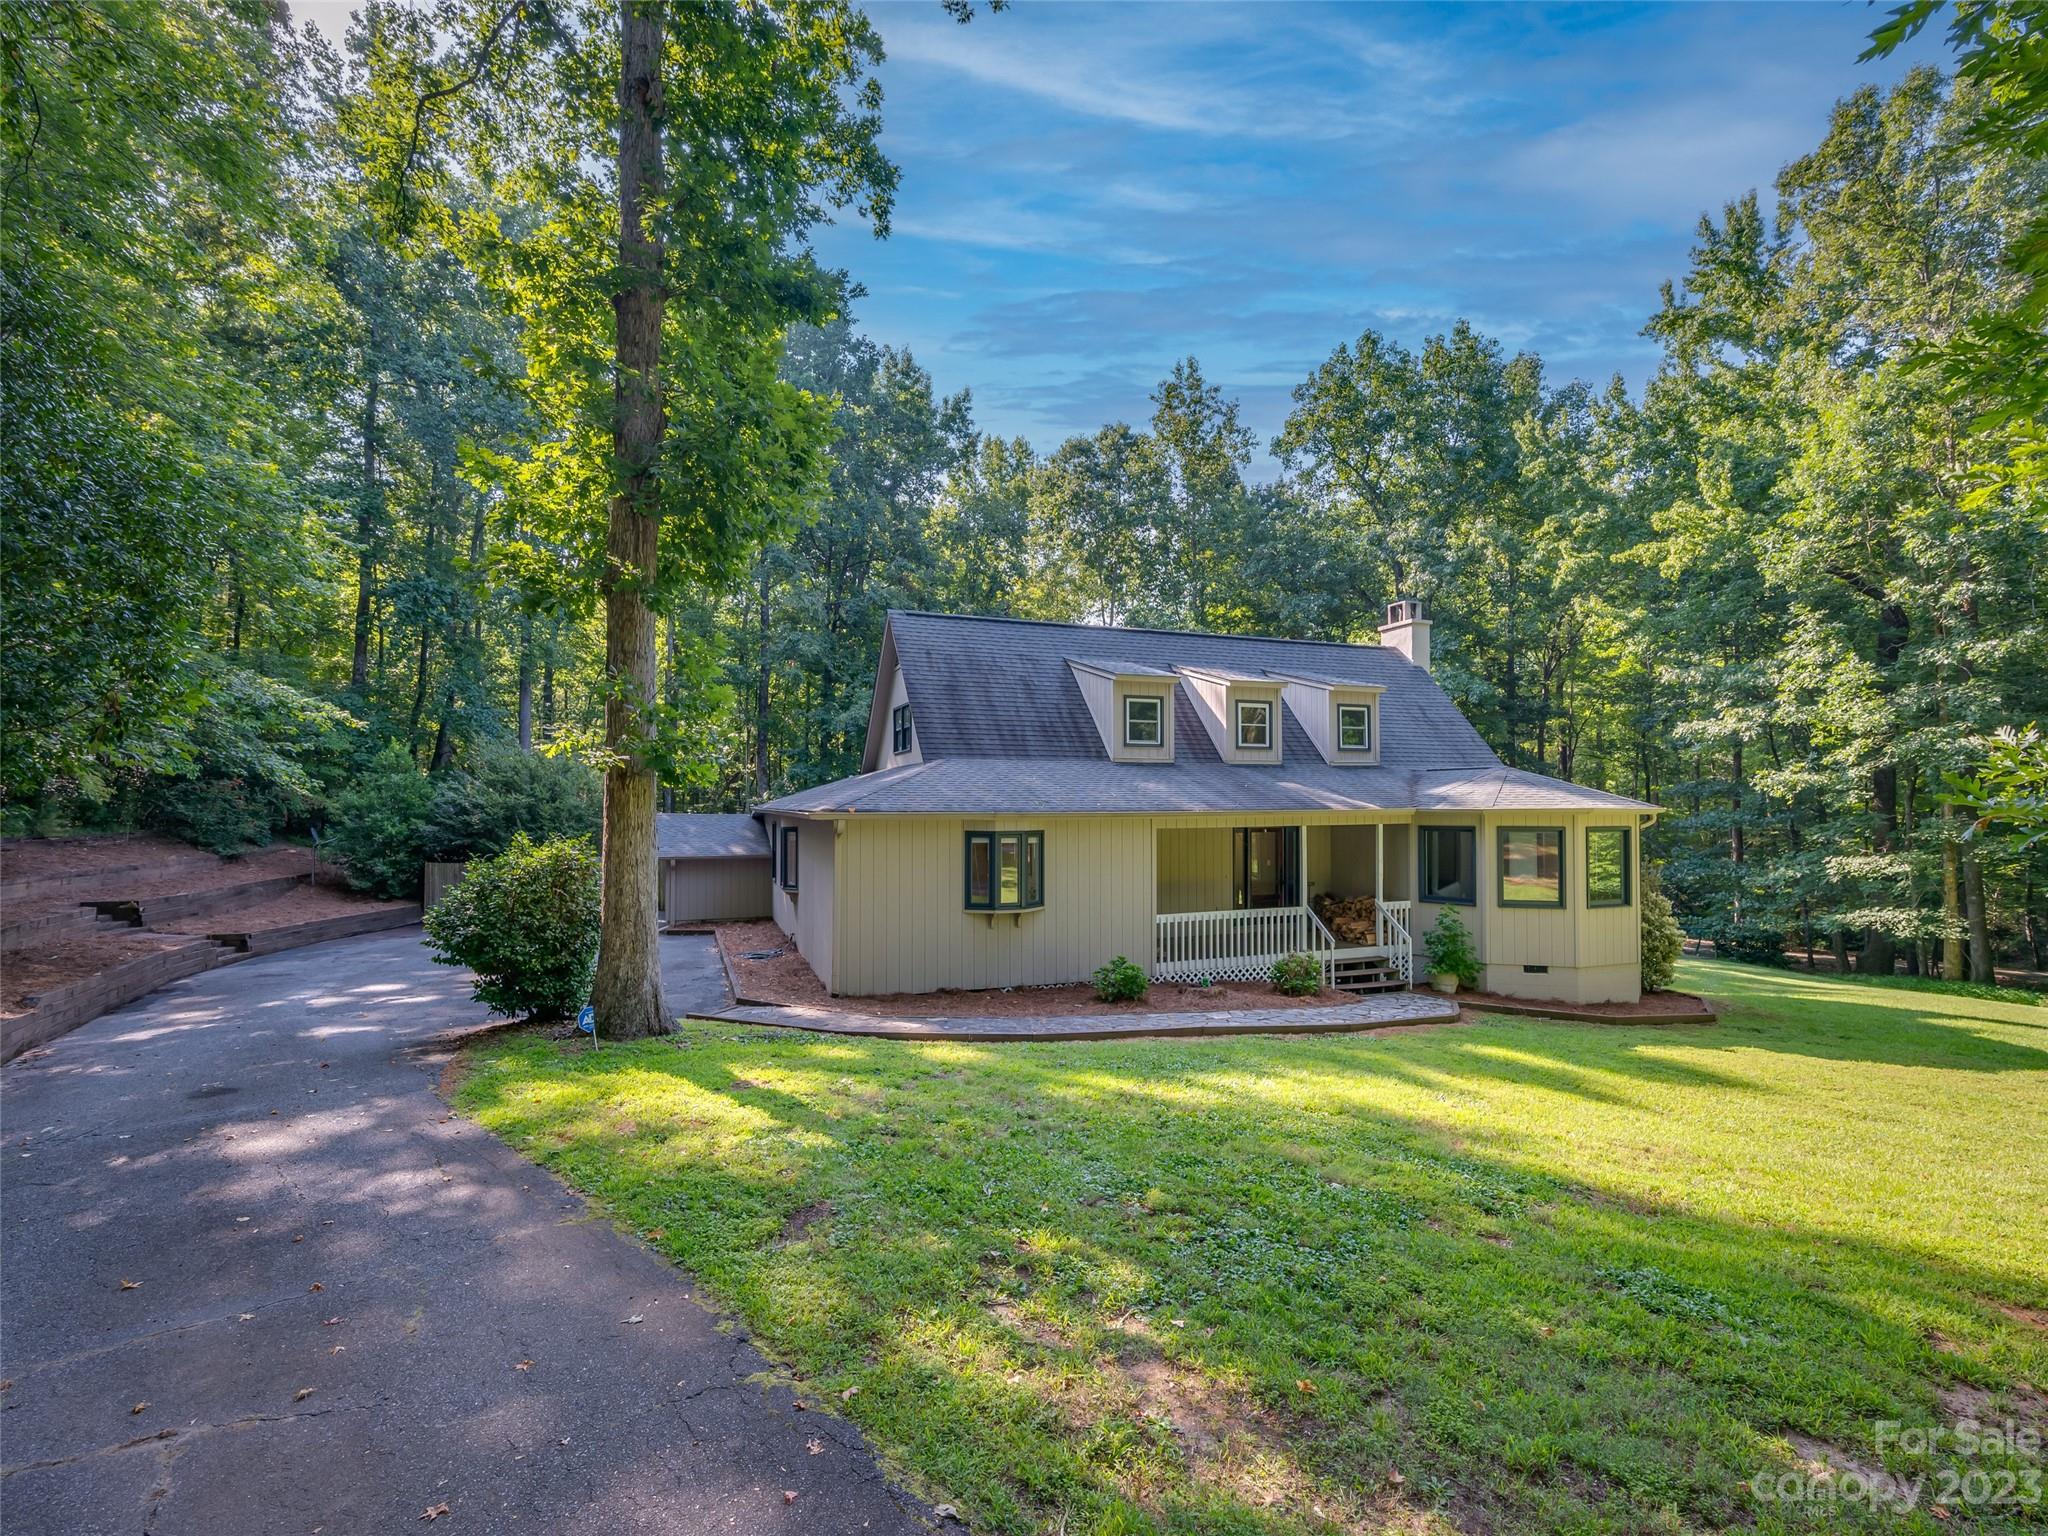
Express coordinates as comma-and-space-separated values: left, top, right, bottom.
752, 612, 1657, 818
758, 758, 1656, 816
891, 610, 1497, 768
656, 813, 769, 859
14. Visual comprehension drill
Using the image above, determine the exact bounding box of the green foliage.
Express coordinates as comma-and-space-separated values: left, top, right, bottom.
1090, 955, 1148, 1004
420, 748, 601, 861
1686, 918, 1788, 968
1422, 909, 1482, 989
1946, 723, 2048, 850
422, 833, 599, 1020
1640, 876, 1685, 993
323, 744, 437, 898
142, 667, 359, 854
1268, 951, 1322, 997
456, 959, 2048, 1536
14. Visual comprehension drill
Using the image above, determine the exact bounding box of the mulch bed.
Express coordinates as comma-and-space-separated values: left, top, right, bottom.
0, 833, 215, 884
156, 876, 400, 935
2, 933, 190, 1016
715, 920, 1386, 1020
1456, 987, 1713, 1023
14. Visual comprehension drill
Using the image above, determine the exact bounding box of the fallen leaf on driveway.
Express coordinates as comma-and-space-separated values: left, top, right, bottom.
514, 1360, 534, 1372
118, 1279, 141, 1290
419, 1503, 450, 1522
321, 1317, 345, 1326
934, 1506, 958, 1520
622, 1315, 644, 1325
783, 1491, 798, 1504
131, 1401, 149, 1415
295, 1387, 315, 1402
308, 1282, 324, 1293
806, 1438, 824, 1455
330, 1346, 345, 1355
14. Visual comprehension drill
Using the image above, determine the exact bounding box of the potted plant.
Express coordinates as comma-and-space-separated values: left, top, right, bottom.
1422, 909, 1481, 995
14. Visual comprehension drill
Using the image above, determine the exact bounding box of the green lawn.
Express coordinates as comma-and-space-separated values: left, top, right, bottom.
453, 960, 2048, 1535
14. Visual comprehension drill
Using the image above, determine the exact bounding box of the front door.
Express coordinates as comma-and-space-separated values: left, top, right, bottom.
1234, 827, 1296, 908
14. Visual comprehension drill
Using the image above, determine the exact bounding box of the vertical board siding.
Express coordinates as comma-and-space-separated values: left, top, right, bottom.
834, 815, 1156, 996
1156, 827, 1235, 914
662, 859, 772, 923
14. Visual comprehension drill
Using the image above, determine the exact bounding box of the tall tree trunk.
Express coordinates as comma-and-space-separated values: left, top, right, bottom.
517, 610, 535, 751
753, 566, 771, 793
590, 0, 669, 1040
1730, 740, 1745, 926
351, 369, 379, 691
1964, 853, 1993, 984
1942, 805, 1965, 979
1859, 601, 1909, 975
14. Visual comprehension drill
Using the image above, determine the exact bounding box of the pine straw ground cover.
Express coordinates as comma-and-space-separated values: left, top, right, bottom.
452, 960, 2048, 1536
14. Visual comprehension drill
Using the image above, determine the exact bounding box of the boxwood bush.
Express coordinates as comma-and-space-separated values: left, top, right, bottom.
422, 834, 601, 1021
1092, 955, 1148, 1003
1270, 951, 1322, 996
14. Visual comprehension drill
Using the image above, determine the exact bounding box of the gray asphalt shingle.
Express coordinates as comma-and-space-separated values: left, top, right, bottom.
656, 812, 769, 859
754, 612, 1657, 818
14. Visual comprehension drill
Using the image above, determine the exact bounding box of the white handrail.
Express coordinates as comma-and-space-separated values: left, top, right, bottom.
1378, 899, 1413, 983
1153, 905, 1336, 983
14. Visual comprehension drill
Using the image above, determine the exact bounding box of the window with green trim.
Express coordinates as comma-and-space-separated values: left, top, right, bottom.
1418, 826, 1476, 904
1337, 703, 1372, 751
1123, 694, 1163, 747
1235, 698, 1271, 750
1497, 827, 1564, 907
892, 702, 913, 755
1586, 827, 1631, 907
965, 830, 1044, 910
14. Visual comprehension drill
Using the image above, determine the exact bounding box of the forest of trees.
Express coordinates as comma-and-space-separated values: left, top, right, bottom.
4, 1, 2045, 994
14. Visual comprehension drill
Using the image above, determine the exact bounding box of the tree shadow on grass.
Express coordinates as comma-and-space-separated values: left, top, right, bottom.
455, 1021, 2048, 1536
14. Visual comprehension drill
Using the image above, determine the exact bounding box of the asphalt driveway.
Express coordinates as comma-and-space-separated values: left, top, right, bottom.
0, 930, 939, 1535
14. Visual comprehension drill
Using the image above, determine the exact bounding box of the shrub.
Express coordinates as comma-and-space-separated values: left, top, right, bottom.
1422, 909, 1482, 989
1092, 955, 1148, 1003
421, 748, 601, 861
1641, 874, 1683, 992
1686, 916, 1787, 967
422, 834, 601, 1021
323, 743, 436, 898
1270, 951, 1322, 996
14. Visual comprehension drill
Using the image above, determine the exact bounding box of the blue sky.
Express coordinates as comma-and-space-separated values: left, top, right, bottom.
805, 1, 1948, 473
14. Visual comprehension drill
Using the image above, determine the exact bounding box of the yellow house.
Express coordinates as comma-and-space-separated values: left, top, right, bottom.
740, 607, 1656, 1003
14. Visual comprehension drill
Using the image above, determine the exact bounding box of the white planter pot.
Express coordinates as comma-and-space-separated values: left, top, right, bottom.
1429, 972, 1460, 995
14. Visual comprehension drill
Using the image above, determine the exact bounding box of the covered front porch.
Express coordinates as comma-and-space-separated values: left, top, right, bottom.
1152, 821, 1415, 990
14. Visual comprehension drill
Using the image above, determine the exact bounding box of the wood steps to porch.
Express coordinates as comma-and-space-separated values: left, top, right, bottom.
1327, 951, 1408, 993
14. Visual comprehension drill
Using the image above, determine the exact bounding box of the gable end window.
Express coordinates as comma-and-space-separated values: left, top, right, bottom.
778, 826, 799, 892
1235, 699, 1272, 750
1497, 827, 1565, 908
891, 702, 913, 755
1123, 695, 1164, 747
1586, 827, 1632, 908
965, 830, 1044, 911
1418, 826, 1476, 905
1337, 703, 1372, 752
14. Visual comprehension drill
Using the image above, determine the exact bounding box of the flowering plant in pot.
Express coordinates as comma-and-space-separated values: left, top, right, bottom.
1421, 909, 1481, 995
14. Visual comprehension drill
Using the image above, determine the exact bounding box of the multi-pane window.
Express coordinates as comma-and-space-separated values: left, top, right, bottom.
1497, 827, 1565, 907
1235, 699, 1272, 750
964, 830, 1044, 910
892, 702, 913, 755
779, 826, 799, 891
1337, 703, 1372, 751
1123, 694, 1164, 747
1586, 827, 1632, 907
1418, 826, 1476, 904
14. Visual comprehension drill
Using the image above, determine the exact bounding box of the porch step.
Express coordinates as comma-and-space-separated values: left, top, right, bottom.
1328, 954, 1407, 994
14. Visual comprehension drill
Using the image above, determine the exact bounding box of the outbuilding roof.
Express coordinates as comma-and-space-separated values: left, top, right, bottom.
655, 812, 769, 859
757, 612, 1657, 817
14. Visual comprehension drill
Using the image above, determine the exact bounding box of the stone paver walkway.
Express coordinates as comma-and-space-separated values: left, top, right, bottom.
697, 990, 1460, 1041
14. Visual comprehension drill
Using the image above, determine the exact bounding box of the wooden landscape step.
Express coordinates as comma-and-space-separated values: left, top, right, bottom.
91, 871, 313, 928
209, 903, 422, 958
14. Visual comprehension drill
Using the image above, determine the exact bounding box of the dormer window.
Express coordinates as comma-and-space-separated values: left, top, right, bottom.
1124, 695, 1163, 747
1337, 703, 1372, 752
892, 702, 913, 755
1235, 699, 1271, 750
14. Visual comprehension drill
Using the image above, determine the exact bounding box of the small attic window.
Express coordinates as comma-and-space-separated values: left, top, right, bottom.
1235, 699, 1271, 750
1337, 703, 1372, 751
1124, 695, 1163, 747
892, 702, 913, 755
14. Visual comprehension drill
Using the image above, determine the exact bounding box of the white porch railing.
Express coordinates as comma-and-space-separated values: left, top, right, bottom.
1153, 901, 1415, 987
1376, 899, 1414, 983
1153, 905, 1343, 984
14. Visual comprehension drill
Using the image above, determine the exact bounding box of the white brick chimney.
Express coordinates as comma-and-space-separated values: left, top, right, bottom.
1378, 599, 1431, 671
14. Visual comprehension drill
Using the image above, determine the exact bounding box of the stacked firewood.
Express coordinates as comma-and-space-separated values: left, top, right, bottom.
1313, 893, 1378, 945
